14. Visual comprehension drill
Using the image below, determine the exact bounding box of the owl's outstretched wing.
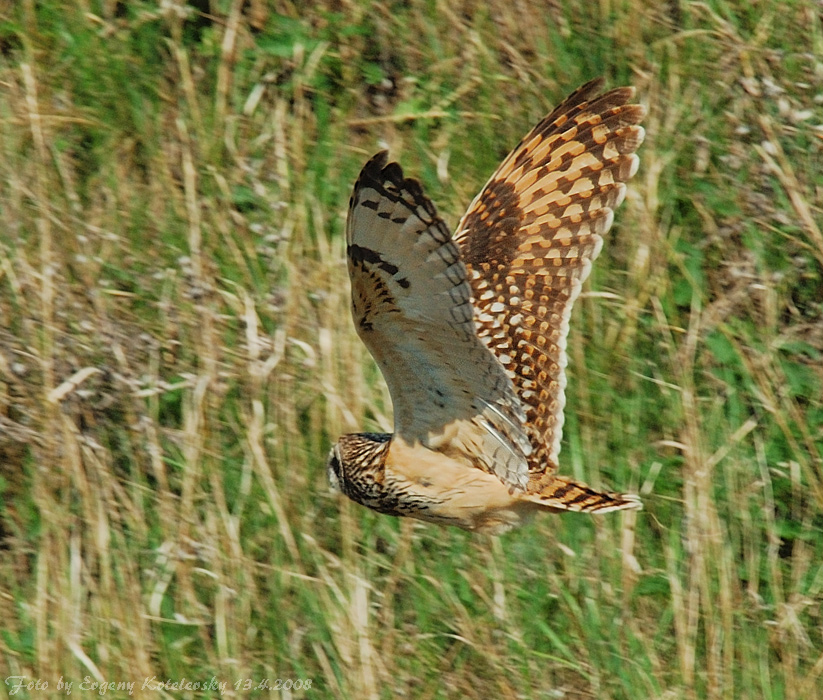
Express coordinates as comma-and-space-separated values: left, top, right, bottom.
453, 78, 646, 472
346, 152, 532, 490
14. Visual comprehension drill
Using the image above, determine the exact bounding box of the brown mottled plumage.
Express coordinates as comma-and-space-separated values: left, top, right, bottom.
327, 79, 645, 535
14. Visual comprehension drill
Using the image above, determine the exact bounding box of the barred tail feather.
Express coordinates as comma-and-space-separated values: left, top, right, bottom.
524, 475, 642, 513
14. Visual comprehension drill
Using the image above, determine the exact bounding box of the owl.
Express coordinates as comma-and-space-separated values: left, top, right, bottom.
328, 79, 645, 535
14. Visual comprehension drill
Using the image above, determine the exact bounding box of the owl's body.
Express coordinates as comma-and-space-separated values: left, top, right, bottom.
327, 79, 646, 534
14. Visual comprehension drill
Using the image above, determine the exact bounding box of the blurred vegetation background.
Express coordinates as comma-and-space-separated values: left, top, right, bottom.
1, 0, 822, 698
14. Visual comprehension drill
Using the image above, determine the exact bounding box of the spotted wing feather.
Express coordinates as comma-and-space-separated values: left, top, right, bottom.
453, 78, 646, 473
346, 152, 532, 490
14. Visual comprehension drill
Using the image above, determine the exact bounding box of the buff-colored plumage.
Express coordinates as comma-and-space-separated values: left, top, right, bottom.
327, 79, 645, 535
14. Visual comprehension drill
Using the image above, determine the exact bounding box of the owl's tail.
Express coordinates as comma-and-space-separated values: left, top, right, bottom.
523, 474, 642, 514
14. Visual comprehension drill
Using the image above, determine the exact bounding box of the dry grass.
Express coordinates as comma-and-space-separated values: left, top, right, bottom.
1, 1, 822, 698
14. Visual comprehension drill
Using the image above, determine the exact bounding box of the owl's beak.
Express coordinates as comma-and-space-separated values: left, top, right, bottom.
326, 445, 343, 493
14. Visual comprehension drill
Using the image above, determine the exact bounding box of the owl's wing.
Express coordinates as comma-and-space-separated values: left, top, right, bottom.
453, 79, 646, 472
346, 152, 532, 490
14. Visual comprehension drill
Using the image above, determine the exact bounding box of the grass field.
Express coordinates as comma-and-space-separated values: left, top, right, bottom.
1, 1, 822, 698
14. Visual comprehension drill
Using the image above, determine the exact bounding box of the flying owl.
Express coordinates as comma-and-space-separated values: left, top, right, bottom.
327, 79, 645, 535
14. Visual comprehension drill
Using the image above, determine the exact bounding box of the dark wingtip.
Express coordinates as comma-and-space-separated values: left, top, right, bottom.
358, 150, 390, 185
356, 150, 429, 204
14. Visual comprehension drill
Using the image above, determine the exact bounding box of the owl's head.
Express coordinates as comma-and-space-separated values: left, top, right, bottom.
325, 432, 392, 501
